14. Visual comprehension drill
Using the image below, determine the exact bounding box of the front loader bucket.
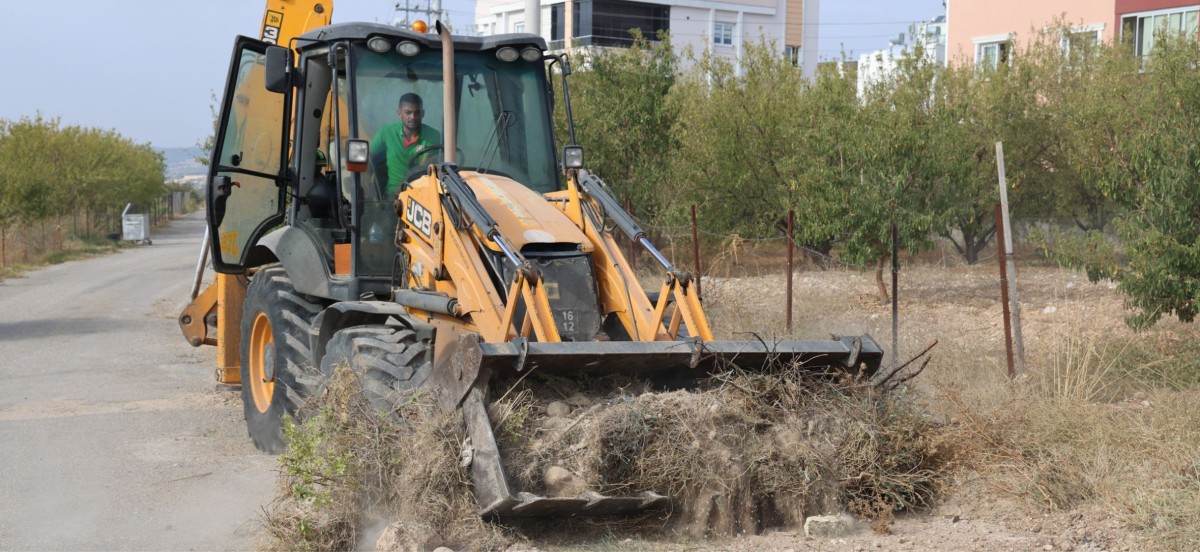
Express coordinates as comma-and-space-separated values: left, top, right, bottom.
478, 335, 883, 379
434, 333, 883, 518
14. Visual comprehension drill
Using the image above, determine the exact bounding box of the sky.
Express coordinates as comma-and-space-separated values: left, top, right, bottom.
1, 0, 943, 149
818, 0, 946, 61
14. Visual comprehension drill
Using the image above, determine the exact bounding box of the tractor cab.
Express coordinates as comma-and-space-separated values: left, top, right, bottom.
205, 23, 558, 300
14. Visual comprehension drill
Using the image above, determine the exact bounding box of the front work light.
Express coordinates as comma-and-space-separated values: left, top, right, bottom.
346, 140, 369, 172
396, 40, 421, 56
367, 37, 391, 53
520, 47, 542, 62
563, 145, 584, 169
496, 47, 519, 62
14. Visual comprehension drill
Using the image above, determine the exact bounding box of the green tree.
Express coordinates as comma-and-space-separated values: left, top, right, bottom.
839, 45, 948, 299
1034, 27, 1133, 233
0, 115, 166, 229
668, 40, 814, 236
555, 32, 679, 217
0, 116, 63, 223
198, 91, 219, 166
927, 30, 1069, 265
1054, 37, 1200, 328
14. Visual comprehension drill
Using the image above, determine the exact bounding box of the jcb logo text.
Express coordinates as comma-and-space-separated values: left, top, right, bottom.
406, 199, 433, 237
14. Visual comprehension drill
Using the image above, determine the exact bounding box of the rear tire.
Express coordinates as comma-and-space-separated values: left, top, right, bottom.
319, 322, 433, 414
240, 265, 323, 453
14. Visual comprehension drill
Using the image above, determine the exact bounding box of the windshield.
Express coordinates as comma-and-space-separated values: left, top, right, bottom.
351, 45, 559, 198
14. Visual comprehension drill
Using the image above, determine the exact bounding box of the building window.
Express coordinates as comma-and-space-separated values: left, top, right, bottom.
551, 3, 583, 42
514, 21, 525, 33
1121, 7, 1200, 60
1061, 24, 1102, 64
975, 39, 1009, 70
714, 22, 734, 46
784, 45, 800, 66
588, 0, 670, 47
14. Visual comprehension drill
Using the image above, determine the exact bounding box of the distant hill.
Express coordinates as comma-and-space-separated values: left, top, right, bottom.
159, 147, 207, 181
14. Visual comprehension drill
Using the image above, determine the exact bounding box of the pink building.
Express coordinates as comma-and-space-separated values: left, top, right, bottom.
1116, 0, 1200, 59
946, 0, 1200, 66
946, 0, 1115, 67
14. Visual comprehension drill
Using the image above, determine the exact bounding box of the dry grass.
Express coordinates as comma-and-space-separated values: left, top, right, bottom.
934, 335, 1200, 548
0, 215, 143, 280
262, 233, 1200, 549
689, 237, 1200, 548
261, 365, 510, 552
490, 367, 952, 538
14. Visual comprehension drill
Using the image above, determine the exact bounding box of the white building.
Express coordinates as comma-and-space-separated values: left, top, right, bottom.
474, 0, 822, 78
856, 15, 946, 97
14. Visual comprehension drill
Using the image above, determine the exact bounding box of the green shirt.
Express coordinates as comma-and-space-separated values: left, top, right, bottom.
370, 122, 442, 195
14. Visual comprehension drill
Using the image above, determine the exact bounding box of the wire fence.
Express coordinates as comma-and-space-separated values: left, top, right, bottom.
625, 207, 877, 277
622, 202, 1028, 378
615, 205, 891, 332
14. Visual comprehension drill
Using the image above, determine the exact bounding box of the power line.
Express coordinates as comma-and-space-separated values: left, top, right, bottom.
810, 20, 930, 26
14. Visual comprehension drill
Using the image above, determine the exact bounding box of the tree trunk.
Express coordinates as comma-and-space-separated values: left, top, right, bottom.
875, 254, 889, 305
963, 228, 979, 265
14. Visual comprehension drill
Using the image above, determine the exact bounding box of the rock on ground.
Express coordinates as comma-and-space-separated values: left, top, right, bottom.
804, 514, 854, 538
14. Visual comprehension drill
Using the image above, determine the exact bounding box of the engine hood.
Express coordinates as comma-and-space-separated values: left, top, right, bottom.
460, 172, 592, 254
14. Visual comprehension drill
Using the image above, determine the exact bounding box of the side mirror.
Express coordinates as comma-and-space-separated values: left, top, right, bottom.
563, 145, 584, 169
264, 46, 291, 93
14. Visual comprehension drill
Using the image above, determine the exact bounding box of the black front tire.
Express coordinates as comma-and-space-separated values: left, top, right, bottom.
239, 265, 323, 453
319, 322, 433, 414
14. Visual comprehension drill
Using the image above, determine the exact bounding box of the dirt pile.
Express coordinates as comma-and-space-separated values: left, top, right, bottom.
492, 367, 952, 537
261, 362, 952, 551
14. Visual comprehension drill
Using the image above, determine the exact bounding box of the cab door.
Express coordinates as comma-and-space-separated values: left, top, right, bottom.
207, 37, 291, 273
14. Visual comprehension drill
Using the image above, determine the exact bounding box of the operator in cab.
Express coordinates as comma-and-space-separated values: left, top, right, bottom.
371, 92, 441, 196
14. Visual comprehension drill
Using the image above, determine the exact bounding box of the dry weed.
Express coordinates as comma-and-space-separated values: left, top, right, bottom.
261, 365, 510, 552
491, 366, 951, 537
935, 330, 1200, 549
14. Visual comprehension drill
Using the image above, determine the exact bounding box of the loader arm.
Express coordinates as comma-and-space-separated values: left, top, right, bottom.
421, 164, 566, 344
568, 170, 714, 342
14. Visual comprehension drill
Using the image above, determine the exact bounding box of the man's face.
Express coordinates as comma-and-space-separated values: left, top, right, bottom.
399, 102, 424, 133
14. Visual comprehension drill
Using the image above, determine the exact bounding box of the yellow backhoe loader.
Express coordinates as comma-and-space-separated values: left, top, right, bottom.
181, 0, 883, 517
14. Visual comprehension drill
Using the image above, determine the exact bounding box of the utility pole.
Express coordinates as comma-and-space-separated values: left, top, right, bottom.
524, 0, 540, 35
393, 0, 449, 30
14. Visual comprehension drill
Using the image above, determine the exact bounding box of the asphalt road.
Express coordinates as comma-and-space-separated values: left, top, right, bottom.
0, 211, 277, 551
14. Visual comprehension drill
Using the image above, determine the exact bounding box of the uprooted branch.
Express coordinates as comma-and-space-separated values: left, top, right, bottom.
873, 340, 938, 392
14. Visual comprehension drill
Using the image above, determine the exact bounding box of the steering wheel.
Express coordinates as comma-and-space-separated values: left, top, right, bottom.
404, 144, 444, 182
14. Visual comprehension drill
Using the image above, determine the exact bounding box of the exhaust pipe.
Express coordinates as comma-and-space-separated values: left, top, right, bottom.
436, 21, 456, 164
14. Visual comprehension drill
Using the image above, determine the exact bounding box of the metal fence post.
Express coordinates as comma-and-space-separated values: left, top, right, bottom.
690, 205, 701, 299
786, 210, 794, 332
995, 203, 1016, 379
